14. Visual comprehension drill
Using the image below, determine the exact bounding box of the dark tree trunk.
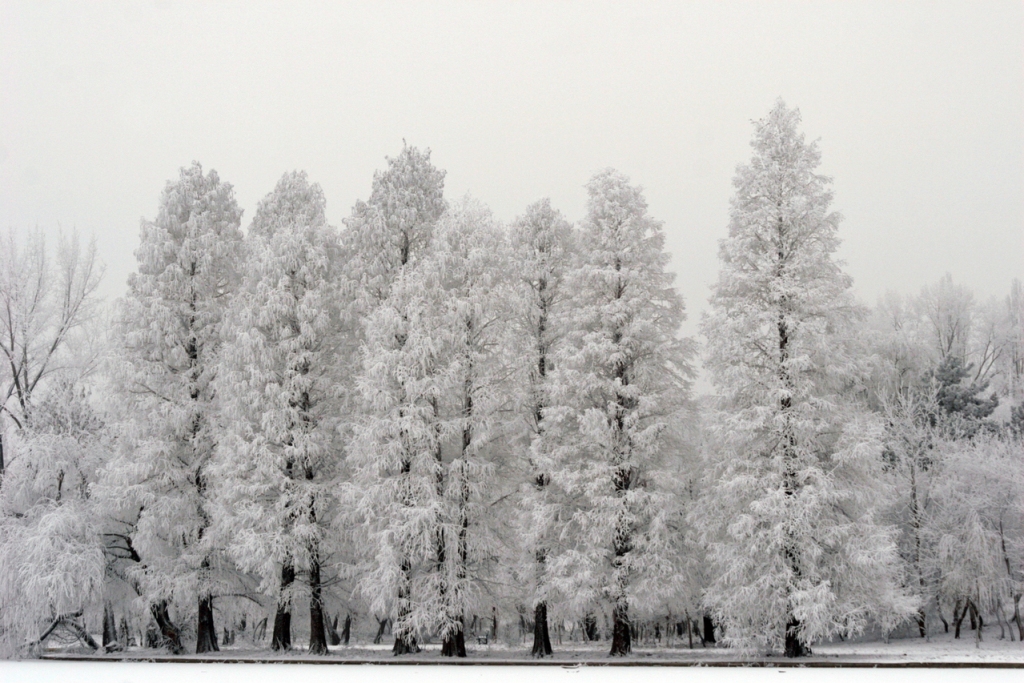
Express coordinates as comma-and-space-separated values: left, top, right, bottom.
118, 616, 132, 648
374, 618, 388, 644
102, 603, 120, 652
271, 562, 295, 651
441, 615, 467, 657
583, 613, 599, 641
609, 602, 631, 656
326, 614, 341, 646
954, 599, 967, 639
1015, 595, 1024, 642
150, 600, 184, 654
531, 602, 553, 657
968, 599, 978, 630
66, 618, 99, 650
392, 632, 420, 655
686, 616, 693, 649
937, 597, 949, 633
253, 617, 268, 643
342, 614, 352, 646
196, 593, 219, 653
916, 609, 927, 638
702, 613, 717, 644
784, 617, 810, 657
308, 546, 328, 655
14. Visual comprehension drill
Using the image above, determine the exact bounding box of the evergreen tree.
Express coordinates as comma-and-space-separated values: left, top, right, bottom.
213, 171, 343, 654
104, 162, 243, 654
700, 102, 914, 656
508, 198, 574, 657
342, 144, 447, 655
542, 169, 691, 656
429, 198, 510, 656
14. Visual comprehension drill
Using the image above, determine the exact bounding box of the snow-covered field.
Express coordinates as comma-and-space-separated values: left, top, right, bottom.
2, 638, 1024, 683
21, 629, 1024, 664
3, 633, 1023, 683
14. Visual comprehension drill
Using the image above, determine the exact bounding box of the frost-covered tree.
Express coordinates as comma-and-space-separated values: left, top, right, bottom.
213, 171, 344, 654
341, 144, 447, 655
929, 434, 1024, 642
700, 101, 915, 656
508, 198, 574, 657
0, 377, 107, 655
0, 228, 102, 481
102, 162, 243, 654
428, 198, 510, 657
540, 169, 691, 656
343, 144, 447, 309
348, 259, 456, 654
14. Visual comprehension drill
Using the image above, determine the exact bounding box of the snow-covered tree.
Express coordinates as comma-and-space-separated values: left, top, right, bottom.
928, 433, 1024, 642
540, 169, 691, 656
213, 171, 344, 654
0, 228, 102, 482
0, 377, 108, 655
343, 144, 447, 310
700, 101, 915, 656
341, 144, 447, 655
347, 257, 457, 654
427, 198, 511, 656
102, 162, 243, 653
507, 198, 575, 657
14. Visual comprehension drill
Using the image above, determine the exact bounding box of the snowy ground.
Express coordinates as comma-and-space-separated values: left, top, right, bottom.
18, 629, 1024, 664
3, 634, 1024, 683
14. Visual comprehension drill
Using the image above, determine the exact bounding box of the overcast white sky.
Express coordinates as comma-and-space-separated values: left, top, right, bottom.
1, 0, 1021, 343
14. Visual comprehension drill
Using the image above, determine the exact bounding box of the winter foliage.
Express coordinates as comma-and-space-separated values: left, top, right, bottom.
0, 116, 1022, 661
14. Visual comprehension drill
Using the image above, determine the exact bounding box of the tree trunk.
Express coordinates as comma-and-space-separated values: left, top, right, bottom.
784, 617, 809, 657
953, 598, 966, 639
702, 613, 716, 644
308, 544, 328, 655
196, 593, 219, 653
531, 601, 553, 657
392, 632, 419, 655
936, 597, 949, 633
326, 613, 341, 646
150, 601, 184, 654
583, 613, 599, 641
915, 609, 927, 638
441, 615, 467, 657
102, 603, 120, 652
374, 618, 387, 644
66, 618, 100, 650
342, 614, 352, 646
686, 615, 693, 649
610, 601, 631, 656
118, 616, 132, 648
1014, 594, 1024, 642
271, 562, 295, 650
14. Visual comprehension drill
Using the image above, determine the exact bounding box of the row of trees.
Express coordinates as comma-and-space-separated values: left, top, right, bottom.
1, 101, 1021, 658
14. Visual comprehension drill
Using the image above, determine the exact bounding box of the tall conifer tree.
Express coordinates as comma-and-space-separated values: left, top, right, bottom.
700, 102, 914, 656
214, 171, 343, 654
106, 162, 243, 654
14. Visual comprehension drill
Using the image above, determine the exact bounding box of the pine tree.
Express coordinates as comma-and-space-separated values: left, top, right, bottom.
104, 162, 243, 654
213, 171, 343, 654
701, 101, 915, 656
542, 169, 691, 656
508, 198, 575, 657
